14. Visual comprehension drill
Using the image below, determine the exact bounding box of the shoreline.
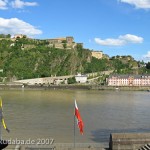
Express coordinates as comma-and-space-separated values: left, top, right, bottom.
0, 84, 150, 91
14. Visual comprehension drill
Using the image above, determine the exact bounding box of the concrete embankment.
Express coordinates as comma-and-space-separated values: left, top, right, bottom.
0, 83, 150, 91
91, 85, 150, 91
6, 133, 150, 150
0, 84, 91, 90
22, 143, 107, 150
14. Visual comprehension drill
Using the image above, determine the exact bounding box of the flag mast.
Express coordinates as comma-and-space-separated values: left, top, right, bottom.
74, 99, 84, 148
0, 97, 10, 150
74, 99, 76, 148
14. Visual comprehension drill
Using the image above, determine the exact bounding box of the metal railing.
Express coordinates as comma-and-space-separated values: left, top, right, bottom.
25, 143, 108, 150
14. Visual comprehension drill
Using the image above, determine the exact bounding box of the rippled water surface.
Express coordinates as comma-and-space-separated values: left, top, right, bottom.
1, 89, 150, 143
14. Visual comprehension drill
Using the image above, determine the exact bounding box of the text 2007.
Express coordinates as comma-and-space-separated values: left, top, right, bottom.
36, 138, 54, 145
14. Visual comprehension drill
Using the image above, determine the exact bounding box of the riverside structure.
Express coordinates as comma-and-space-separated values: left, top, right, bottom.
107, 74, 150, 86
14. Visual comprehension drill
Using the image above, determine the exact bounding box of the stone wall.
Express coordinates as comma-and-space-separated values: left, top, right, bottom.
109, 133, 150, 150
91, 51, 103, 59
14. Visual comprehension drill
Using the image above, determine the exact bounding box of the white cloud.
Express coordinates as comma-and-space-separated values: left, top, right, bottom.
94, 34, 143, 46
0, 18, 42, 37
0, 0, 38, 10
119, 0, 150, 9
95, 38, 125, 46
11, 0, 38, 8
119, 34, 143, 43
143, 51, 150, 59
143, 51, 150, 62
0, 0, 8, 9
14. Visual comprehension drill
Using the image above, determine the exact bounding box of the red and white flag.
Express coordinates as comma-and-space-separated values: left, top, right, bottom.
74, 100, 84, 135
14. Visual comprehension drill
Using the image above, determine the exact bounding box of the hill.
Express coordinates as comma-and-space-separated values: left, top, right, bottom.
0, 36, 149, 81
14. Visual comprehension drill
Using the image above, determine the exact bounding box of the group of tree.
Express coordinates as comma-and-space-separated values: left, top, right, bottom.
0, 34, 11, 38
0, 37, 150, 81
146, 62, 150, 69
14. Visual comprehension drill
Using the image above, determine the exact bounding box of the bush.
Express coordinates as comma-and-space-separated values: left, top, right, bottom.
68, 77, 76, 84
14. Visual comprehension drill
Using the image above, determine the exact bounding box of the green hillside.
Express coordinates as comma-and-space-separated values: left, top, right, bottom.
0, 37, 149, 81
0, 38, 108, 80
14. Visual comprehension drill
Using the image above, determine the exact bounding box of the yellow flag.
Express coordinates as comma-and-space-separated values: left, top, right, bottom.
0, 97, 10, 133
0, 97, 2, 108
2, 118, 7, 129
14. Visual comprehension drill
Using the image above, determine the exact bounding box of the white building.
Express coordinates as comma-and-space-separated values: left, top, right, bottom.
75, 73, 87, 83
14, 76, 72, 85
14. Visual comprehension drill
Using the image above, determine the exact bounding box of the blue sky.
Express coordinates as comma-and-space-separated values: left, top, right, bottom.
0, 0, 150, 62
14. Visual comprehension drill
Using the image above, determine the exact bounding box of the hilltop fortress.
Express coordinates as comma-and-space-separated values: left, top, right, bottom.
13, 34, 83, 50
46, 36, 79, 49
1, 34, 103, 59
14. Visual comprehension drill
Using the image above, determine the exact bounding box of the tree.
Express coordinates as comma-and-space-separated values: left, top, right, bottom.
63, 43, 67, 49
146, 62, 150, 69
62, 40, 67, 43
68, 77, 76, 84
6, 34, 11, 38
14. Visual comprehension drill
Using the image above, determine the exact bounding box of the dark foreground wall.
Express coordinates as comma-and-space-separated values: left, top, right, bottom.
109, 133, 150, 150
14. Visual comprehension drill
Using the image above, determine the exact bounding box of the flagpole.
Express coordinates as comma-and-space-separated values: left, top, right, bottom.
74, 100, 76, 148
0, 98, 2, 140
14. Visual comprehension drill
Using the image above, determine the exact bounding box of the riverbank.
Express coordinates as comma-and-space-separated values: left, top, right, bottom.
91, 85, 150, 91
0, 83, 90, 90
0, 83, 150, 91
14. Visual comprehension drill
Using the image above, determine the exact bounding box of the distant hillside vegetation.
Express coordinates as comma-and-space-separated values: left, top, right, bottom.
0, 37, 149, 81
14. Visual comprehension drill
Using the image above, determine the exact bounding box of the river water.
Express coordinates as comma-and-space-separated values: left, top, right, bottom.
1, 89, 150, 144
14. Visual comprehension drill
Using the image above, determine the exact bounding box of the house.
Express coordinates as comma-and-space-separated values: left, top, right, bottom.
75, 73, 87, 83
107, 74, 150, 86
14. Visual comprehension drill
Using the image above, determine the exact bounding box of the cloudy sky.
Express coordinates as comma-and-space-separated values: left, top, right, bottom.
0, 0, 150, 61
